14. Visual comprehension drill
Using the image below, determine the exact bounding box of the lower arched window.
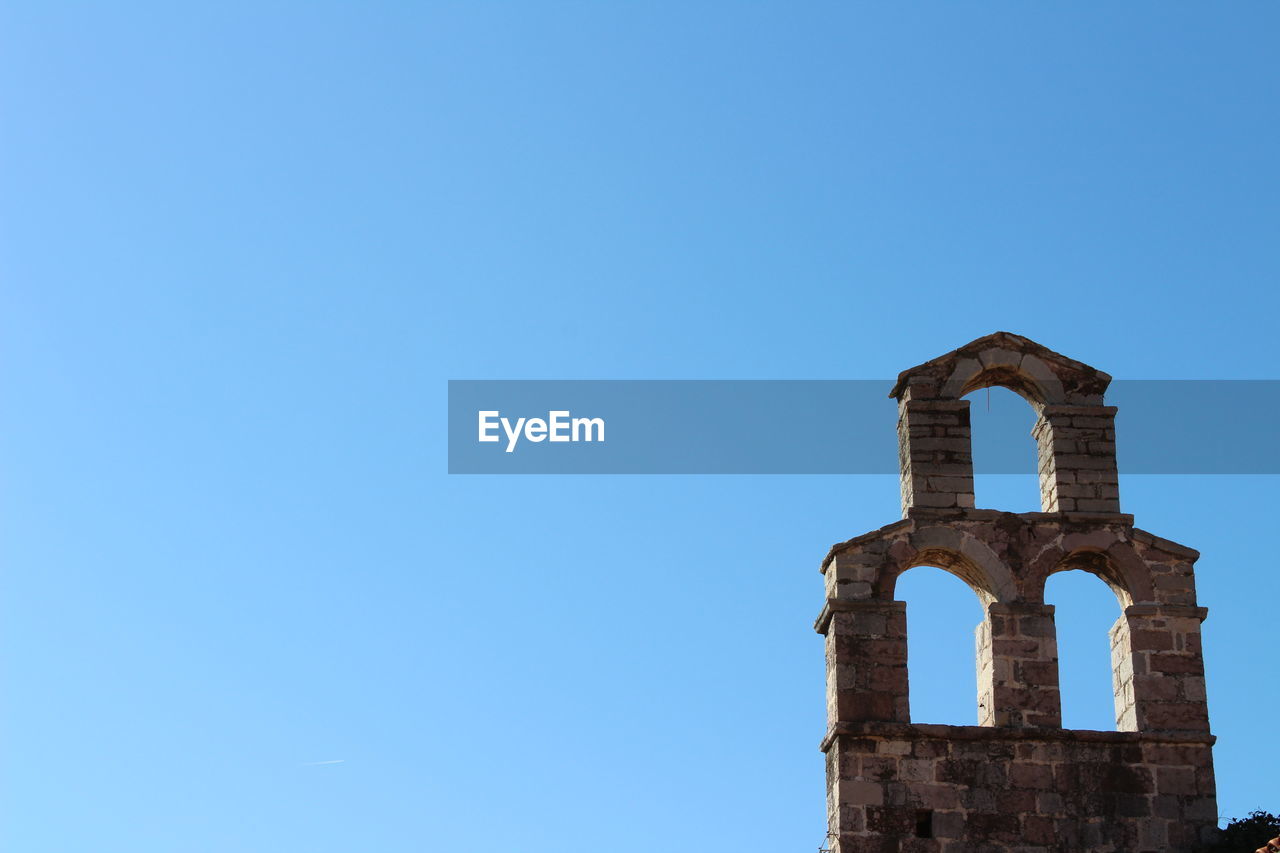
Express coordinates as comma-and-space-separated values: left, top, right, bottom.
1045, 569, 1124, 730
896, 565, 988, 725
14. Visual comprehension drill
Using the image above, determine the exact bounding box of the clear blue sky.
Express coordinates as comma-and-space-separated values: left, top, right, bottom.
2, 3, 1277, 851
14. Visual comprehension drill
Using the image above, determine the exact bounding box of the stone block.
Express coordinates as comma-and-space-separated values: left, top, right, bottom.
1009, 763, 1054, 790
840, 779, 886, 806
867, 805, 918, 834
900, 759, 935, 783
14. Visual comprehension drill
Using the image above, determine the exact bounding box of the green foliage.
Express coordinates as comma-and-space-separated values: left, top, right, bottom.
1197, 811, 1280, 853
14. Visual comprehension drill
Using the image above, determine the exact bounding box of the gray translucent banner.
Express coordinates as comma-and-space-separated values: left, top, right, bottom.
447, 380, 1277, 474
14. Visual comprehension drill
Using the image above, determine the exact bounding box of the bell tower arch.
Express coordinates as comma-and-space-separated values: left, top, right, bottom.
820, 333, 1217, 852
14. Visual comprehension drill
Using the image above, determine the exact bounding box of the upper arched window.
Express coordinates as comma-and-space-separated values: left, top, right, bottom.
963, 385, 1040, 512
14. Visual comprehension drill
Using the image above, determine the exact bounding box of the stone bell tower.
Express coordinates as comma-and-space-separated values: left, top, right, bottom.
818, 333, 1217, 852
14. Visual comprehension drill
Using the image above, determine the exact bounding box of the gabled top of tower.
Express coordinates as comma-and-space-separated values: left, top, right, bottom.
889, 331, 1112, 407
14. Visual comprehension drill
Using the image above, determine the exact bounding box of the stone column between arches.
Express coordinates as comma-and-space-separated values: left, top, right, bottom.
1110, 604, 1211, 733
975, 602, 1063, 728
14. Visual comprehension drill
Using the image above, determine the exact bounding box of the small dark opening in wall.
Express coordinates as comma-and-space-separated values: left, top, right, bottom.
915, 809, 934, 838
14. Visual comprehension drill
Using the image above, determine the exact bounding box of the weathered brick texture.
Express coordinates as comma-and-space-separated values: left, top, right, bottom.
977, 603, 1062, 729
819, 333, 1217, 852
823, 602, 911, 724
898, 399, 975, 516
1034, 406, 1121, 513
823, 723, 1217, 853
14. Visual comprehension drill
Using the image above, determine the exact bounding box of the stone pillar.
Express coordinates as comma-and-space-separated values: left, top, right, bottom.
898, 398, 974, 517
1033, 404, 1120, 513
821, 601, 910, 726
976, 603, 1062, 728
1110, 604, 1210, 733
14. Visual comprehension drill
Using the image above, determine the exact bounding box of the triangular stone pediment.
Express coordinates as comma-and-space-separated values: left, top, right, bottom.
889, 331, 1112, 405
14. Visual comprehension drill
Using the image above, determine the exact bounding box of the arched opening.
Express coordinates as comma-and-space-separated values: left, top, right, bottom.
895, 565, 987, 725
1044, 568, 1125, 730
963, 385, 1040, 512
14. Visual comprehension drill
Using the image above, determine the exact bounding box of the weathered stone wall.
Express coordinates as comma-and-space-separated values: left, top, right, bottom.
825, 723, 1218, 853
